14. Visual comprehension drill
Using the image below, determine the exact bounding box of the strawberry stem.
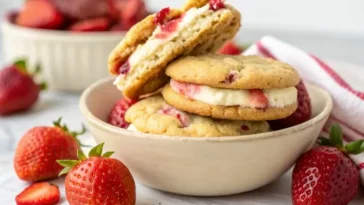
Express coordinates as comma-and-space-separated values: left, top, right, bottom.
57, 143, 114, 176
13, 59, 28, 74
39, 82, 48, 91
53, 117, 87, 147
317, 124, 364, 155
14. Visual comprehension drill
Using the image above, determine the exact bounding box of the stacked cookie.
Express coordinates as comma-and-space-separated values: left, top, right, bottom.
108, 0, 300, 137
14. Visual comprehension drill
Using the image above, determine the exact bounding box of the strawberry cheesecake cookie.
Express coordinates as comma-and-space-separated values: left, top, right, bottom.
108, 0, 241, 99
125, 95, 269, 137
162, 54, 300, 121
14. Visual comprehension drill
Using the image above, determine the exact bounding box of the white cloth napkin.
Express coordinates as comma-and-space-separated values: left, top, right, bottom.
243, 36, 364, 185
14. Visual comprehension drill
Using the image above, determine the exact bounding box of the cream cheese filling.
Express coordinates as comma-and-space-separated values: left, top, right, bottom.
170, 81, 298, 108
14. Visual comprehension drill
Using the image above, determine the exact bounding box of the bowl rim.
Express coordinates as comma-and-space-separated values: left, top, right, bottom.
1, 18, 126, 39
79, 77, 333, 142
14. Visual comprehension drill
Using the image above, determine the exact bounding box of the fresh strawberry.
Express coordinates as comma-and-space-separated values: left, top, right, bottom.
292, 124, 362, 205
218, 41, 242, 55
108, 97, 137, 128
0, 59, 46, 115
269, 80, 311, 130
57, 143, 136, 205
51, 0, 110, 21
68, 17, 111, 32
14, 118, 85, 182
16, 182, 60, 205
16, 0, 64, 29
249, 89, 269, 109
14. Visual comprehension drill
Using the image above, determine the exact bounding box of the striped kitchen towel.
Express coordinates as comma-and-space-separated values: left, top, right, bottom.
243, 36, 364, 185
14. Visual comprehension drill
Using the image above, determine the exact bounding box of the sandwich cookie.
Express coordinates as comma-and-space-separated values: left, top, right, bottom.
162, 54, 300, 121
125, 95, 269, 137
108, 0, 241, 99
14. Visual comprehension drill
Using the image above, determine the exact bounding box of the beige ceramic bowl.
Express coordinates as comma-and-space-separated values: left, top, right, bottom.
1, 20, 125, 91
79, 77, 333, 196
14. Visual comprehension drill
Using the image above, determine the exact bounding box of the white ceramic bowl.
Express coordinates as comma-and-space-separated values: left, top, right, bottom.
79, 78, 333, 196
1, 20, 124, 91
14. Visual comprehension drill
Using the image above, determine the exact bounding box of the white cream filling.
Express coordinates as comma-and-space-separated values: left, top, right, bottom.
127, 124, 139, 132
113, 4, 229, 89
172, 83, 298, 108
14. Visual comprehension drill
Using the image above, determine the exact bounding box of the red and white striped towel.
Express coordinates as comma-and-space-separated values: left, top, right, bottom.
243, 36, 364, 185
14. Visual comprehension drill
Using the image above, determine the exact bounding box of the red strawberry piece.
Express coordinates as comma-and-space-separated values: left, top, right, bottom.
51, 0, 110, 21
16, 182, 60, 205
57, 143, 136, 205
157, 103, 191, 127
292, 124, 362, 205
249, 89, 269, 109
217, 41, 242, 55
209, 0, 226, 11
16, 0, 64, 29
0, 60, 46, 115
170, 79, 201, 99
119, 0, 148, 30
220, 70, 240, 84
269, 80, 311, 130
68, 17, 111, 32
108, 97, 137, 128
14, 118, 84, 182
155, 7, 170, 25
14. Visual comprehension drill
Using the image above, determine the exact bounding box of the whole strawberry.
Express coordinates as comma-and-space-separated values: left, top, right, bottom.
108, 97, 137, 128
57, 143, 136, 205
16, 0, 64, 29
269, 80, 311, 130
292, 124, 361, 205
14, 118, 84, 182
0, 59, 46, 115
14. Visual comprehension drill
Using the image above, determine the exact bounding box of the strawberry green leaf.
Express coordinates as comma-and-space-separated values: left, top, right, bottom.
13, 59, 27, 73
57, 160, 79, 168
89, 143, 104, 157
58, 167, 71, 177
360, 142, 364, 153
77, 149, 87, 161
345, 140, 364, 154
70, 125, 87, 137
317, 137, 333, 146
39, 82, 48, 91
102, 151, 114, 158
329, 124, 343, 148
34, 63, 42, 75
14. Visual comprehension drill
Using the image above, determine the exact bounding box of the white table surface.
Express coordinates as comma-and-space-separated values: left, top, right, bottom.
0, 61, 364, 204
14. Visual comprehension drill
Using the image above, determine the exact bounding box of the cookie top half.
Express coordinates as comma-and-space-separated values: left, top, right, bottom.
166, 54, 300, 89
125, 95, 269, 137
108, 0, 242, 99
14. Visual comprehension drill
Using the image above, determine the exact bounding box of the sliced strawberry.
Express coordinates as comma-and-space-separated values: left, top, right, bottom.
108, 97, 138, 128
16, 182, 60, 205
68, 17, 111, 32
269, 80, 311, 130
16, 0, 64, 29
249, 89, 269, 109
217, 41, 242, 55
51, 0, 110, 20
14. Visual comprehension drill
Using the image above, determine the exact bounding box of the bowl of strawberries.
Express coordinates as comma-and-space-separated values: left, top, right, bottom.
1, 0, 149, 91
